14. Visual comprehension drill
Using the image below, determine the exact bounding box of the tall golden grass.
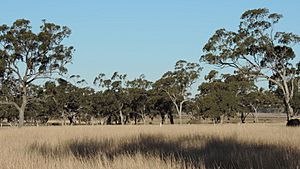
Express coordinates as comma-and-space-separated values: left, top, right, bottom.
0, 124, 300, 169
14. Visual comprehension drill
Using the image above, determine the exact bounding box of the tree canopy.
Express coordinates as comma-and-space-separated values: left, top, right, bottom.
154, 60, 202, 124
201, 8, 300, 120
1, 9, 298, 127
0, 19, 74, 126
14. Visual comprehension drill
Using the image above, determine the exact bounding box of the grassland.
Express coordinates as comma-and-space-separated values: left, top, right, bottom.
0, 124, 300, 169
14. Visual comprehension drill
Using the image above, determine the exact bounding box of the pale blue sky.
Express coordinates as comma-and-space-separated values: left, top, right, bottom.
1, 0, 300, 86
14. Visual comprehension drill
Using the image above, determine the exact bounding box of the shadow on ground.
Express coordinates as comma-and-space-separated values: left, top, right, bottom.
28, 134, 300, 169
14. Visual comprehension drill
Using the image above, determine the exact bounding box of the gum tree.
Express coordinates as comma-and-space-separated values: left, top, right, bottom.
154, 60, 202, 124
94, 72, 127, 125
0, 19, 74, 127
201, 8, 300, 120
126, 74, 152, 124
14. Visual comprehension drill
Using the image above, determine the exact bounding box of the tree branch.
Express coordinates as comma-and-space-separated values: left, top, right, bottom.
0, 101, 20, 111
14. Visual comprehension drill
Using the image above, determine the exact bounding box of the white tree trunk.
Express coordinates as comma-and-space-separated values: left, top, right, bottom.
18, 86, 28, 127
119, 110, 124, 125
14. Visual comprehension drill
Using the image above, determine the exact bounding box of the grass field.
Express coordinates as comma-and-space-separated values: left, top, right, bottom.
0, 124, 300, 169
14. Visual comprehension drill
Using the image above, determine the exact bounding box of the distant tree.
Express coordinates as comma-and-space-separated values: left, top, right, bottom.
222, 73, 257, 123
196, 74, 239, 123
42, 81, 62, 120
201, 8, 300, 120
67, 75, 94, 124
0, 104, 18, 126
0, 19, 74, 127
126, 74, 152, 124
24, 84, 52, 125
94, 72, 127, 125
154, 60, 202, 124
239, 90, 261, 123
196, 71, 260, 123
239, 88, 281, 123
39, 75, 92, 125
147, 89, 175, 124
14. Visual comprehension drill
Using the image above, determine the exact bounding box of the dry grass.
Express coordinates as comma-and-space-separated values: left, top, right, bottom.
0, 124, 300, 169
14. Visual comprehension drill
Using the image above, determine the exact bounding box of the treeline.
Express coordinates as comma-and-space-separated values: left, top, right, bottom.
1, 8, 300, 126
1, 62, 299, 126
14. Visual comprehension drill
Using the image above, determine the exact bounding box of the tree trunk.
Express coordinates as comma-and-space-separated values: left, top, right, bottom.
124, 115, 129, 124
61, 111, 65, 125
168, 112, 174, 124
142, 116, 146, 125
240, 112, 246, 123
17, 84, 28, 127
18, 108, 25, 127
161, 113, 165, 125
119, 109, 124, 125
284, 100, 294, 121
134, 114, 137, 125
250, 104, 258, 123
282, 78, 294, 120
107, 115, 112, 125
178, 109, 182, 125
18, 95, 27, 127
140, 112, 146, 125
141, 105, 146, 125
220, 114, 225, 124
176, 102, 184, 125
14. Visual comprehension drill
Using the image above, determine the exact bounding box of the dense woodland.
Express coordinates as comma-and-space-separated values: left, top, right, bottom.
1, 8, 300, 127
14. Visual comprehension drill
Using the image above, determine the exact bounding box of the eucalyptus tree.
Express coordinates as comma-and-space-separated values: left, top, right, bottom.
240, 89, 281, 123
154, 60, 202, 124
0, 19, 74, 127
197, 75, 238, 123
23, 84, 53, 125
42, 76, 92, 125
94, 72, 128, 125
67, 75, 94, 124
201, 8, 300, 120
0, 104, 18, 126
0, 78, 20, 123
222, 73, 257, 123
196, 71, 259, 123
93, 91, 120, 125
42, 81, 62, 119
221, 73, 281, 123
239, 90, 261, 123
147, 89, 175, 124
126, 74, 152, 124
291, 90, 300, 116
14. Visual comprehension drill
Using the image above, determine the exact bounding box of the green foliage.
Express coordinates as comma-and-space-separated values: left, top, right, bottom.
2, 11, 300, 125
196, 71, 269, 123
201, 8, 300, 119
154, 60, 202, 124
93, 72, 129, 124
196, 73, 240, 122
146, 89, 175, 124
126, 74, 152, 124
0, 19, 74, 126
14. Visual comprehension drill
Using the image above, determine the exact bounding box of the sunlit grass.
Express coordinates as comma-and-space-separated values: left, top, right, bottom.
0, 124, 300, 169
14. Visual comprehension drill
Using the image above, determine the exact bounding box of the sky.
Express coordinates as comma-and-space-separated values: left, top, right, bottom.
1, 0, 300, 88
